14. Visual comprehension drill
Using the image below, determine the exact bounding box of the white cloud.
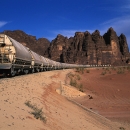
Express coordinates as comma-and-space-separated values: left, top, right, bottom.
0, 21, 8, 28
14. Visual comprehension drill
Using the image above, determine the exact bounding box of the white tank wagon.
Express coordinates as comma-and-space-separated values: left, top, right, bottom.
29, 50, 42, 73
0, 34, 33, 76
41, 56, 49, 71
47, 58, 55, 70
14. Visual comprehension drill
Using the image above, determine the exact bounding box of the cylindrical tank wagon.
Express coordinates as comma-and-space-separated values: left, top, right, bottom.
0, 34, 33, 76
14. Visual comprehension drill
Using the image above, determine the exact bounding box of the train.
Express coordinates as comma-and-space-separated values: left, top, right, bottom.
0, 34, 111, 77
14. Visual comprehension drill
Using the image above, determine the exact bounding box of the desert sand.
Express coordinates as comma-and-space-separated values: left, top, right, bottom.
0, 68, 129, 130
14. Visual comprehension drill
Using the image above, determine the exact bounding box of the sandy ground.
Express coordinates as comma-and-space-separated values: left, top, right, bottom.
0, 69, 129, 130
71, 67, 130, 129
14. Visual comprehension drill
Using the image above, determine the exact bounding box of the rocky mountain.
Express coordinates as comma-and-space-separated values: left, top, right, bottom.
3, 30, 50, 56
2, 27, 130, 65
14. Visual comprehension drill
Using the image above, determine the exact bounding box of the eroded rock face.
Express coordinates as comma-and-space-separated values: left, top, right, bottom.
45, 27, 130, 65
2, 28, 130, 65
3, 30, 50, 56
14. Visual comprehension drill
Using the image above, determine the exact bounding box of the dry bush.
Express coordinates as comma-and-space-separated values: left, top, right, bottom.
119, 126, 125, 130
78, 83, 84, 92
101, 71, 106, 75
117, 67, 125, 74
69, 73, 84, 92
76, 74, 81, 80
25, 101, 46, 122
86, 69, 90, 73
127, 66, 130, 71
75, 68, 84, 74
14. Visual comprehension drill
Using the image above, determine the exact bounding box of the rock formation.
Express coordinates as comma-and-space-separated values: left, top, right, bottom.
3, 30, 50, 56
46, 27, 130, 65
2, 27, 130, 65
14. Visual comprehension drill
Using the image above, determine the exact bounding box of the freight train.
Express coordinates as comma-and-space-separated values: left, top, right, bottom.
0, 34, 110, 77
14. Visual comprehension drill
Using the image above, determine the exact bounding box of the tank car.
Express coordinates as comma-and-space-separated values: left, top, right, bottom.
29, 50, 42, 73
0, 34, 32, 76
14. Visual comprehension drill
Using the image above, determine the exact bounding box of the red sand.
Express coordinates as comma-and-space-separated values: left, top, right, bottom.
73, 68, 130, 126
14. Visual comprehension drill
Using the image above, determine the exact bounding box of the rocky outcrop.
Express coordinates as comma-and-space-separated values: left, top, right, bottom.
2, 28, 130, 65
46, 27, 130, 65
3, 30, 50, 56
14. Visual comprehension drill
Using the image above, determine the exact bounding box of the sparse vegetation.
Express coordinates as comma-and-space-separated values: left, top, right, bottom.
86, 69, 90, 73
119, 126, 125, 130
25, 100, 46, 122
76, 74, 81, 80
111, 67, 116, 71
69, 72, 84, 92
101, 71, 106, 75
70, 78, 77, 87
127, 66, 130, 71
75, 67, 85, 74
117, 67, 125, 74
78, 83, 84, 92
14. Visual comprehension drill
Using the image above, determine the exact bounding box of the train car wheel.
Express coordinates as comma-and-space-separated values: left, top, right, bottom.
36, 68, 40, 72
40, 69, 43, 72
9, 68, 16, 77
2, 73, 7, 78
23, 70, 29, 74
29, 69, 34, 73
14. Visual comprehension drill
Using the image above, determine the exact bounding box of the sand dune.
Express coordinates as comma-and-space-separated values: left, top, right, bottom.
0, 69, 129, 130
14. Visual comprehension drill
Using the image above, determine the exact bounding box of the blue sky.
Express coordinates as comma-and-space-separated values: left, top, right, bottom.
0, 0, 130, 49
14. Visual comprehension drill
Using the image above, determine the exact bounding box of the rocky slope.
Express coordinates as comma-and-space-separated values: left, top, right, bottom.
2, 27, 130, 65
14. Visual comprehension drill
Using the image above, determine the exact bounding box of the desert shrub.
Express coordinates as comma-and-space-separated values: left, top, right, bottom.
119, 127, 125, 130
75, 68, 80, 72
86, 69, 90, 73
25, 101, 46, 122
70, 78, 73, 86
80, 68, 84, 74
70, 78, 77, 87
111, 67, 116, 71
101, 71, 106, 75
75, 67, 84, 74
105, 67, 109, 71
127, 66, 130, 71
78, 83, 84, 92
68, 73, 75, 79
117, 67, 125, 74
76, 75, 81, 80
